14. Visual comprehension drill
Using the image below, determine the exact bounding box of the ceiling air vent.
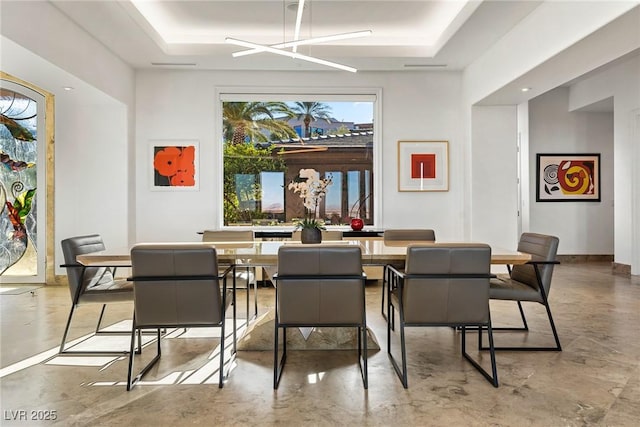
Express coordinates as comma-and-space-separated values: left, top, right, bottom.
403, 64, 447, 68
151, 62, 197, 66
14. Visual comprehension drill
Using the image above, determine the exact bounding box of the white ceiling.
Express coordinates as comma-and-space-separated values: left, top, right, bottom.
50, 0, 543, 72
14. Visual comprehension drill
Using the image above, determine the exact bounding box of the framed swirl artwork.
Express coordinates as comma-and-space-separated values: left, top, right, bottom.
536, 153, 600, 202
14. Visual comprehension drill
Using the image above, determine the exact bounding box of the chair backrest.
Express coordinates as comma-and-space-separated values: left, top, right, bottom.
61, 234, 115, 301
402, 244, 491, 325
130, 243, 223, 327
511, 233, 559, 296
291, 230, 343, 241
384, 229, 436, 242
202, 230, 254, 242
276, 246, 364, 325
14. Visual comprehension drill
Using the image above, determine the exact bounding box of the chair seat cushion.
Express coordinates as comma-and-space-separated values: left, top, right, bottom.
219, 268, 255, 289
489, 275, 543, 303
81, 279, 133, 303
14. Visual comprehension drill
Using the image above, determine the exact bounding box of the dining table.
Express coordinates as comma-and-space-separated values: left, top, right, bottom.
75, 240, 531, 351
76, 239, 531, 269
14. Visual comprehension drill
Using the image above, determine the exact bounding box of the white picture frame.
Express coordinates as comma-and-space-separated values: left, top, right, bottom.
397, 140, 449, 192
149, 140, 199, 191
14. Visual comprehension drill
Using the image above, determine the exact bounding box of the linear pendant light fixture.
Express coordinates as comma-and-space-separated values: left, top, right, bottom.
292, 0, 305, 53
225, 0, 371, 72
230, 31, 373, 58
225, 37, 358, 73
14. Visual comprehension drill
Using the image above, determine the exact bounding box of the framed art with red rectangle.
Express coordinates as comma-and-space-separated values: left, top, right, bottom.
398, 140, 448, 191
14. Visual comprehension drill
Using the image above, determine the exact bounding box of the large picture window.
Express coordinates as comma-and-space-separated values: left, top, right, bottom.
219, 92, 378, 228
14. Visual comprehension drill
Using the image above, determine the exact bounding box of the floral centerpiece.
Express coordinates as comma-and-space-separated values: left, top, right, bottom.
288, 168, 332, 243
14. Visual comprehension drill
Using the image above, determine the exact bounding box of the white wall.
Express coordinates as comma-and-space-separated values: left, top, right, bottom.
55, 103, 129, 252
1, 0, 135, 276
517, 101, 530, 235
2, 0, 636, 276
0, 39, 131, 275
568, 55, 640, 268
134, 70, 464, 242
461, 4, 639, 254
463, 2, 639, 106
634, 111, 640, 275
470, 106, 519, 249
0, 1, 134, 106
528, 87, 615, 254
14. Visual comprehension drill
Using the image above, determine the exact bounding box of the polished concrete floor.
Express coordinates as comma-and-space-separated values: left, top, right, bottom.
1, 263, 639, 426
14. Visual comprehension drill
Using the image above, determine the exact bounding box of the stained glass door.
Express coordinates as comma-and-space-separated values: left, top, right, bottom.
0, 80, 47, 283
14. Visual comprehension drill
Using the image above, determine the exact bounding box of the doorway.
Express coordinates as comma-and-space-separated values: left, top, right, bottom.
0, 73, 54, 284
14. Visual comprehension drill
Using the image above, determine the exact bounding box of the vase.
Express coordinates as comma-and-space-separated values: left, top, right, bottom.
301, 228, 322, 244
350, 218, 364, 231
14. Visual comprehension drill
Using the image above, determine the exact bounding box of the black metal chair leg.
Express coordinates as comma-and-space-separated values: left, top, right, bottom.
517, 301, 529, 330
126, 320, 137, 391
128, 327, 162, 391
60, 304, 137, 355
95, 304, 107, 333
273, 320, 279, 389
483, 264, 561, 351
381, 265, 388, 320
544, 300, 562, 351
399, 320, 407, 388
462, 324, 498, 387
387, 309, 408, 389
253, 268, 258, 319
274, 324, 287, 389
59, 304, 77, 353
136, 328, 142, 354
219, 309, 226, 388
361, 326, 368, 389
480, 301, 561, 351
231, 277, 237, 354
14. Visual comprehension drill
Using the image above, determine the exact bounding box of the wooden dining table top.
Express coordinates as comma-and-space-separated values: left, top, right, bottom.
76, 240, 531, 267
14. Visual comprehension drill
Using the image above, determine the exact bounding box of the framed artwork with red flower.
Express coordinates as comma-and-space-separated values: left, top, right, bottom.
150, 140, 199, 190
397, 140, 448, 192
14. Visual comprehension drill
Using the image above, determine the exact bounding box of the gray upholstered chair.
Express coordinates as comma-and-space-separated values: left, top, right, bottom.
387, 243, 497, 388
202, 229, 257, 319
273, 245, 368, 389
60, 234, 134, 355
266, 229, 344, 288
202, 229, 254, 243
126, 243, 235, 390
487, 232, 561, 351
291, 230, 343, 241
383, 229, 436, 242
382, 229, 436, 320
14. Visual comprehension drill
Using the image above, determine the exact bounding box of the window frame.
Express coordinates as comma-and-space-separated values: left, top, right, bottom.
215, 86, 382, 230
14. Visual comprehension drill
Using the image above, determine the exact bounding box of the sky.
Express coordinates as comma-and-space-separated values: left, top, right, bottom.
322, 102, 373, 124
285, 101, 373, 124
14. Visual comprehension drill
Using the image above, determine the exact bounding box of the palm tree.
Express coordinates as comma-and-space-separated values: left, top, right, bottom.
290, 101, 333, 138
223, 102, 296, 144
221, 101, 294, 224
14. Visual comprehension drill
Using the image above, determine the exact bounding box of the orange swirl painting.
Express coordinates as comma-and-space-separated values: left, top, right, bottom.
536, 153, 600, 202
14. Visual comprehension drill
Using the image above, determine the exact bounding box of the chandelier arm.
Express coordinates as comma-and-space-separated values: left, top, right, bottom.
225, 38, 357, 72
231, 30, 372, 58
293, 0, 305, 53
